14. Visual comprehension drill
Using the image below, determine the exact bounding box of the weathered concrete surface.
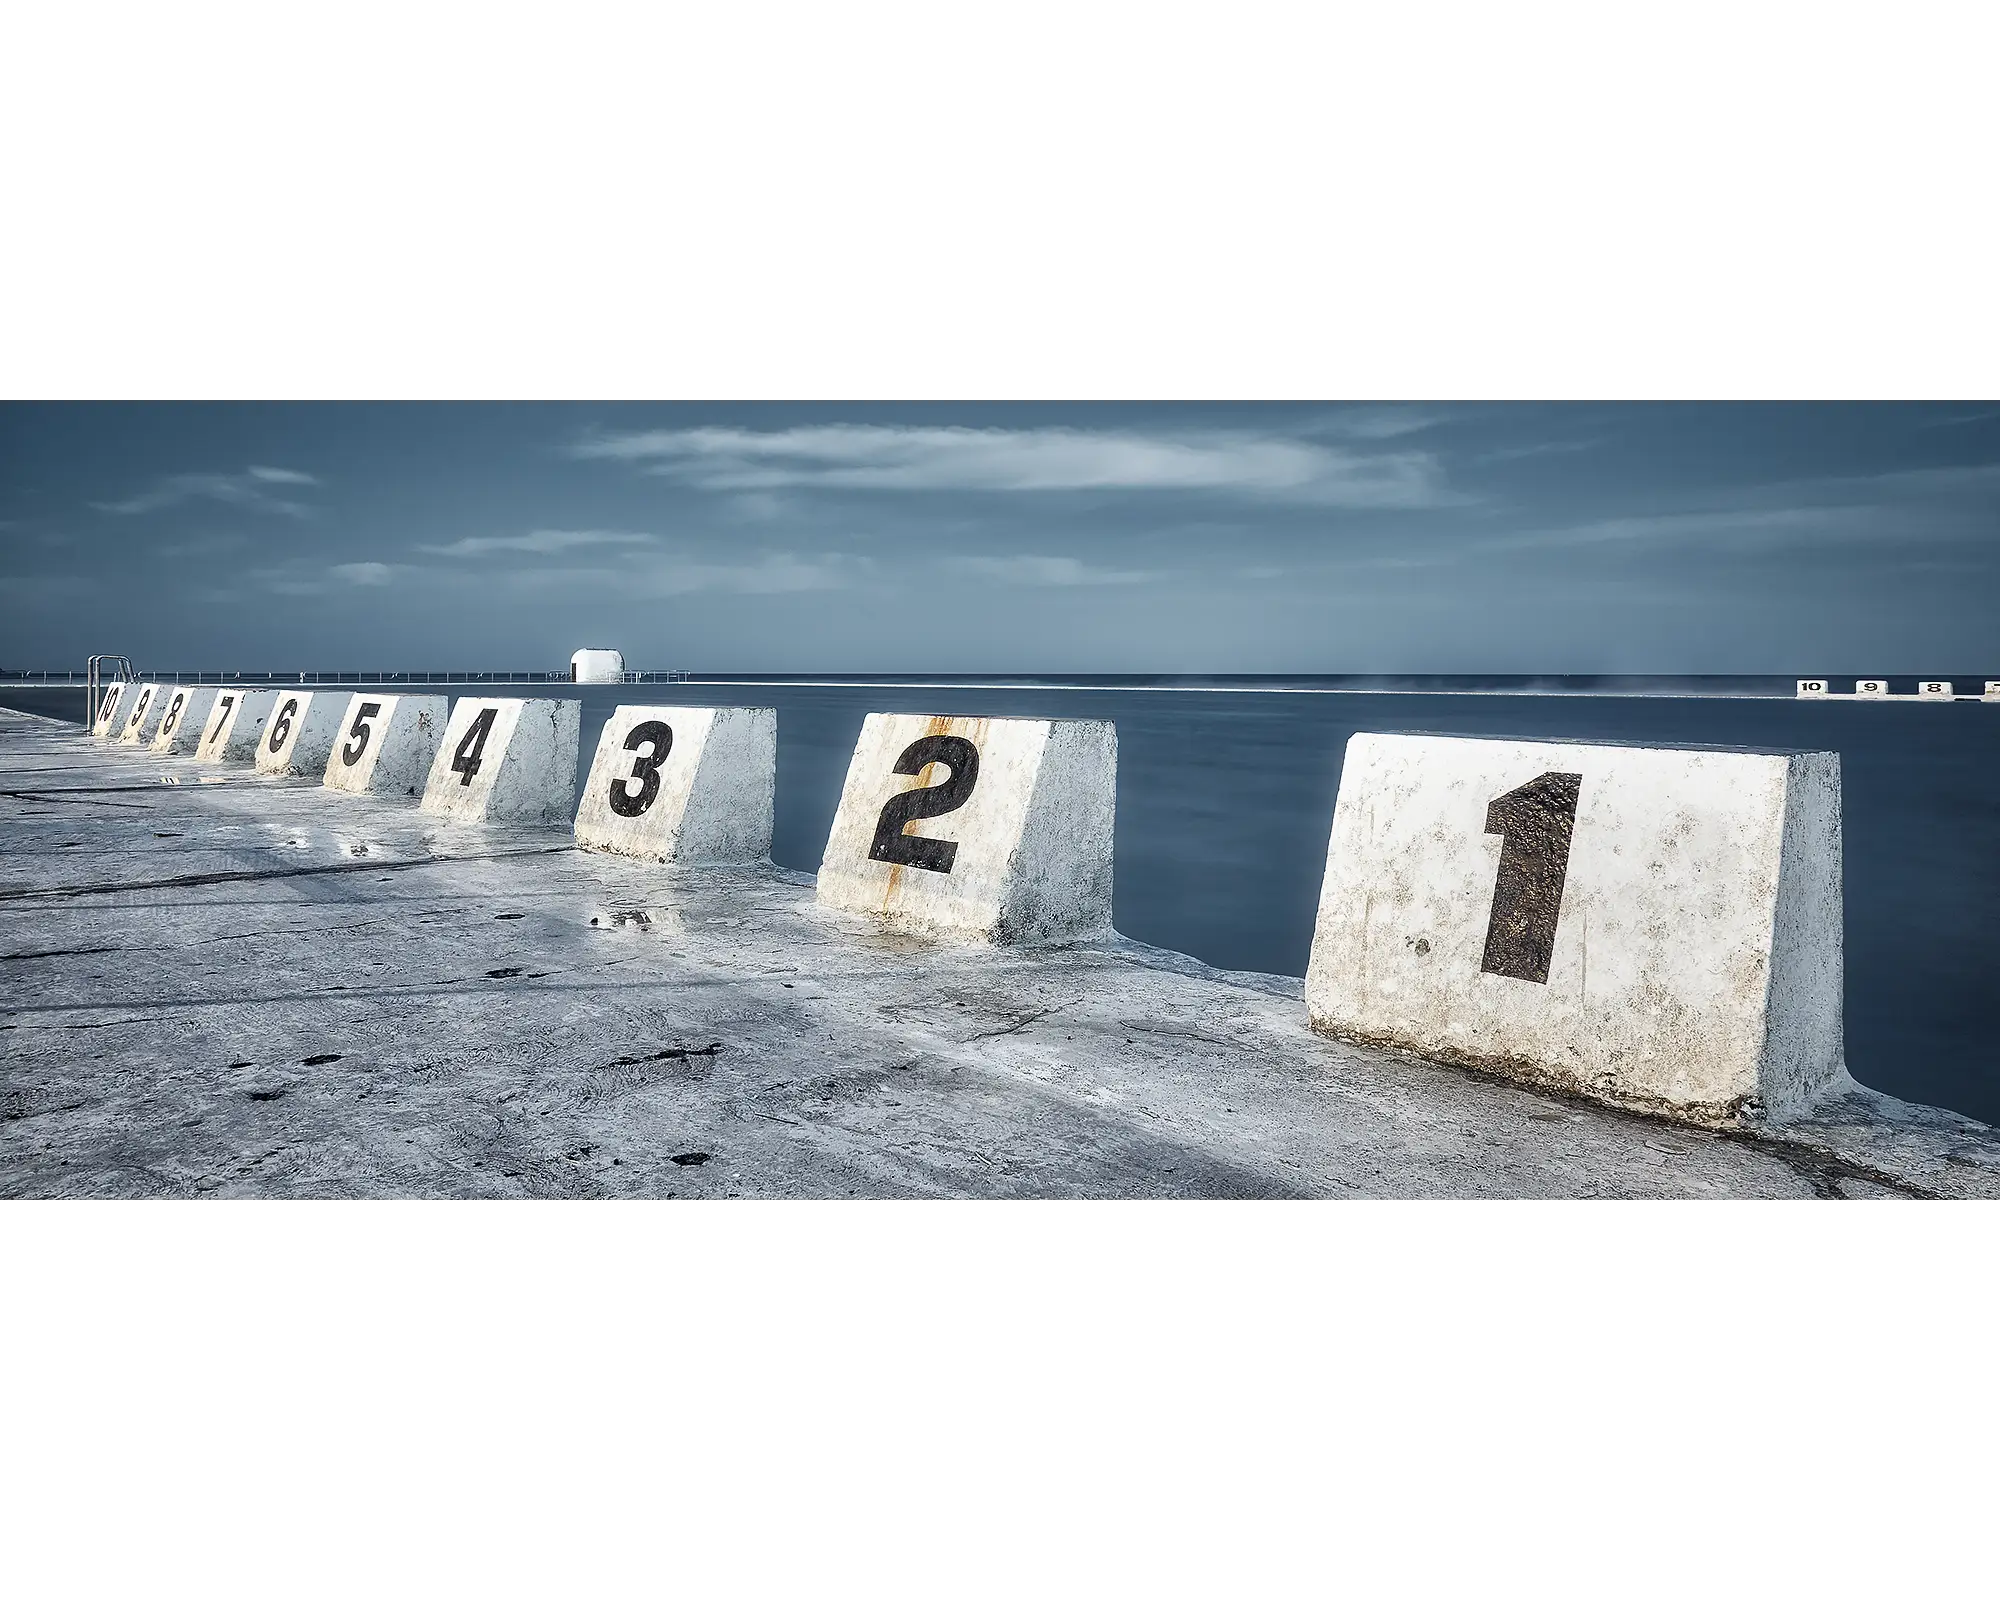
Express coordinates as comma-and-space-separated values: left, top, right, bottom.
3, 708, 1997, 1200
421, 698, 580, 826
575, 704, 776, 865
1306, 734, 1846, 1126
148, 685, 219, 756
254, 691, 345, 778
323, 693, 448, 800
195, 689, 277, 764
818, 713, 1117, 946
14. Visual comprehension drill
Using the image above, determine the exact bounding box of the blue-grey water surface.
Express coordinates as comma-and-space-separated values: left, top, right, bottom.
8, 679, 1995, 1125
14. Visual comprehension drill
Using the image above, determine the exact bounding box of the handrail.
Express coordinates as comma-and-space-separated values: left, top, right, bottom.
12, 668, 696, 688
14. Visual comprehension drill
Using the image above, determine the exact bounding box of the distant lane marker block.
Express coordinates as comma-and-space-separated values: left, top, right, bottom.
148, 685, 219, 755
1795, 679, 1827, 698
115, 684, 168, 745
1303, 732, 1847, 1126
815, 712, 1116, 945
1986, 681, 2000, 702
1854, 679, 1889, 699
324, 694, 449, 798
195, 689, 277, 764
91, 682, 133, 738
574, 705, 776, 864
419, 698, 580, 825
253, 691, 346, 777
1916, 680, 1953, 701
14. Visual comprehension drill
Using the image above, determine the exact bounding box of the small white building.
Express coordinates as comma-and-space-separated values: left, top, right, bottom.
570, 648, 626, 684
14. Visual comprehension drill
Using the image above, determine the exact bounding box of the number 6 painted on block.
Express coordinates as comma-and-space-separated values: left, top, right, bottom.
1480, 771, 1581, 985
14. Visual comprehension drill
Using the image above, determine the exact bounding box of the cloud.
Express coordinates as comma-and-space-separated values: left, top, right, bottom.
566, 424, 1462, 508
331, 561, 394, 586
1470, 463, 2000, 560
942, 555, 1154, 587
419, 528, 658, 557
92, 467, 322, 518
494, 551, 869, 598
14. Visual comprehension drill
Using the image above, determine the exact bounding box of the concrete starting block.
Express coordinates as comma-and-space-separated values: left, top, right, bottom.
194, 689, 277, 764
1917, 680, 1954, 701
1854, 678, 1889, 699
1986, 681, 2000, 702
419, 698, 580, 825
148, 685, 220, 755
253, 691, 346, 778
115, 684, 169, 745
815, 712, 1116, 945
574, 705, 776, 864
324, 694, 449, 799
1794, 679, 1828, 698
1303, 732, 1847, 1125
91, 682, 132, 737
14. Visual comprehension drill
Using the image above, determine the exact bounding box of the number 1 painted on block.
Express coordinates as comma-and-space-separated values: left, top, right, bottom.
1480, 771, 1582, 985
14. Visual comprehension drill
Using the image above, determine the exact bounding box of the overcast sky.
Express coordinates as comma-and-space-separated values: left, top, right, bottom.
3, 402, 1996, 674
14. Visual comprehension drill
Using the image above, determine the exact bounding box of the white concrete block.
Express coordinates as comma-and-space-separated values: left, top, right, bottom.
114, 684, 169, 745
1854, 678, 1889, 699
574, 705, 776, 864
1303, 732, 1847, 1125
324, 694, 449, 799
147, 685, 219, 755
571, 648, 625, 684
194, 689, 278, 764
815, 712, 1116, 946
1795, 679, 1828, 698
1916, 680, 1953, 700
1985, 681, 2000, 701
91, 682, 133, 738
419, 698, 580, 825
253, 691, 346, 778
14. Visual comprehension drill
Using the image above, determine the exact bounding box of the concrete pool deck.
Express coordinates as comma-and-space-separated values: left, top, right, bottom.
4, 707, 1997, 1199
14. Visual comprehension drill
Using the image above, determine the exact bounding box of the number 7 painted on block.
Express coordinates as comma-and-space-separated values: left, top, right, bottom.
1480, 771, 1582, 984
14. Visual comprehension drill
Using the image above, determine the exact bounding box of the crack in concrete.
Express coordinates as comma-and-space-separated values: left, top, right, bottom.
0, 844, 577, 903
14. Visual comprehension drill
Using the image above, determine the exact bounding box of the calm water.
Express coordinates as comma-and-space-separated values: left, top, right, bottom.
9, 679, 1996, 1124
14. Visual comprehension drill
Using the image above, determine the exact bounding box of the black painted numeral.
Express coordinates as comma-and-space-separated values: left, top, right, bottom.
452, 707, 497, 785
128, 688, 152, 730
100, 686, 123, 726
608, 719, 673, 818
868, 734, 980, 874
208, 695, 234, 742
159, 692, 186, 738
342, 701, 383, 767
1480, 771, 1582, 985
268, 697, 298, 753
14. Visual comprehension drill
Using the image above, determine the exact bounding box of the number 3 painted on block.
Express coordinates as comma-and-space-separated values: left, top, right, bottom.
608, 720, 673, 818
1480, 771, 1581, 985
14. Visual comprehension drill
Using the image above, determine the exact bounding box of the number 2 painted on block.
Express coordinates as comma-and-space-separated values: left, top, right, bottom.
869, 735, 980, 874
451, 707, 497, 785
1480, 771, 1582, 985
